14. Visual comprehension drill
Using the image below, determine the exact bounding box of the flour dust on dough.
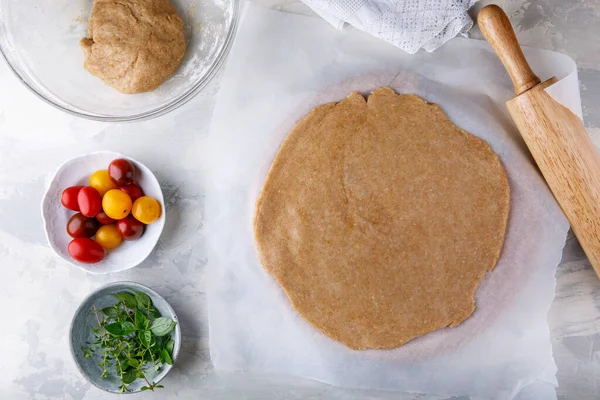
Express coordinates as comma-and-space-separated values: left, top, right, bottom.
80, 0, 186, 94
254, 88, 510, 350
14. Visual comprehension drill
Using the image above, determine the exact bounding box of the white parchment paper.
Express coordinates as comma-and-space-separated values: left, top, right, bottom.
205, 3, 580, 398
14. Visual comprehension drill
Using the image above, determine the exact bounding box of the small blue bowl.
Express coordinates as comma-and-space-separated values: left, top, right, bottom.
70, 282, 181, 393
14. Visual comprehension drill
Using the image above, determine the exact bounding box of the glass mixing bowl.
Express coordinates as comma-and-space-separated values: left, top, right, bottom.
0, 0, 240, 121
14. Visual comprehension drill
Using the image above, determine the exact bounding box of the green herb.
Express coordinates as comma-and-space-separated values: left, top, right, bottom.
105, 321, 136, 336
150, 317, 177, 337
113, 292, 137, 309
81, 291, 177, 393
134, 291, 152, 309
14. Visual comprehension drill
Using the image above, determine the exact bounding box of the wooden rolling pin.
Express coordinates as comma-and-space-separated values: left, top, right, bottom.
478, 4, 600, 279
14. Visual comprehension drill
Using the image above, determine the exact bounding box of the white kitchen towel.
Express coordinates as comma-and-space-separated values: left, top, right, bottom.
302, 0, 478, 53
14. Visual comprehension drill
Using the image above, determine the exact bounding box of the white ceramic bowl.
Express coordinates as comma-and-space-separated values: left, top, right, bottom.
0, 0, 240, 121
42, 151, 166, 274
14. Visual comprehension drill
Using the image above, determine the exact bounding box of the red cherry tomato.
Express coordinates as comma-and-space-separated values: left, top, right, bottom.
120, 183, 144, 203
77, 186, 102, 217
117, 216, 145, 240
67, 213, 100, 238
61, 186, 84, 211
96, 211, 117, 225
108, 159, 136, 187
68, 238, 104, 263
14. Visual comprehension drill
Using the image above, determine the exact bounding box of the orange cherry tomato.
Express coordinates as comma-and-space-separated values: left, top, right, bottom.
131, 196, 161, 224
89, 170, 117, 197
102, 189, 132, 220
95, 224, 122, 249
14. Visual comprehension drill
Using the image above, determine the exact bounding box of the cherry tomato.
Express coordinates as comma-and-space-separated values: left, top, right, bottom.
89, 169, 117, 197
120, 183, 144, 203
108, 159, 136, 186
68, 238, 104, 263
117, 216, 145, 240
66, 213, 100, 238
78, 186, 102, 217
95, 224, 122, 249
102, 189, 132, 220
132, 196, 161, 224
61, 186, 83, 211
96, 211, 116, 225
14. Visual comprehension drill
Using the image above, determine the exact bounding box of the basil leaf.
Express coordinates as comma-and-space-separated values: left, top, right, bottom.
155, 335, 166, 348
165, 339, 175, 356
141, 306, 161, 321
114, 292, 137, 309
134, 311, 147, 330
105, 321, 136, 336
141, 386, 149, 391
138, 330, 152, 348
161, 348, 173, 365
150, 318, 176, 337
128, 358, 139, 368
134, 291, 152, 310
122, 368, 138, 385
101, 307, 119, 320
149, 307, 161, 319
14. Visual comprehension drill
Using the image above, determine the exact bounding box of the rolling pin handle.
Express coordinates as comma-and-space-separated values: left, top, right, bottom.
478, 5, 541, 95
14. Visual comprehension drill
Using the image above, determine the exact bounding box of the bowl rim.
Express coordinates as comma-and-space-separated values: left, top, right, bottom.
0, 0, 241, 122
69, 281, 183, 394
41, 150, 166, 274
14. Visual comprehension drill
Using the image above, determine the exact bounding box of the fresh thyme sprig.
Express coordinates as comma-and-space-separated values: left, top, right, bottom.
82, 291, 177, 393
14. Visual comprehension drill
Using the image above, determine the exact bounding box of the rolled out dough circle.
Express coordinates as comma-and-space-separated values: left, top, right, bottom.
254, 88, 510, 350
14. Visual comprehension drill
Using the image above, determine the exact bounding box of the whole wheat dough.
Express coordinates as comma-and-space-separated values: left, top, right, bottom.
80, 0, 186, 94
254, 88, 510, 350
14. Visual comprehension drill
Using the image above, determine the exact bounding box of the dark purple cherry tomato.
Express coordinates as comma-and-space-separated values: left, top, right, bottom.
117, 216, 144, 240
67, 213, 100, 238
61, 186, 84, 211
68, 238, 104, 263
108, 159, 135, 187
120, 182, 144, 203
96, 210, 116, 225
77, 186, 102, 217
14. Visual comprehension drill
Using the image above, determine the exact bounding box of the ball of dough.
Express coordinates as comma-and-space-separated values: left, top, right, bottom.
80, 0, 186, 94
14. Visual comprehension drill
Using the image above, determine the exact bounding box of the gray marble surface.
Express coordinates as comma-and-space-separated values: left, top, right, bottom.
1, 0, 599, 399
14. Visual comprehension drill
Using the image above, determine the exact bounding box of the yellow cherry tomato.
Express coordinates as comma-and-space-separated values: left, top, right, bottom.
132, 196, 161, 224
102, 189, 132, 220
89, 170, 117, 197
95, 224, 122, 249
